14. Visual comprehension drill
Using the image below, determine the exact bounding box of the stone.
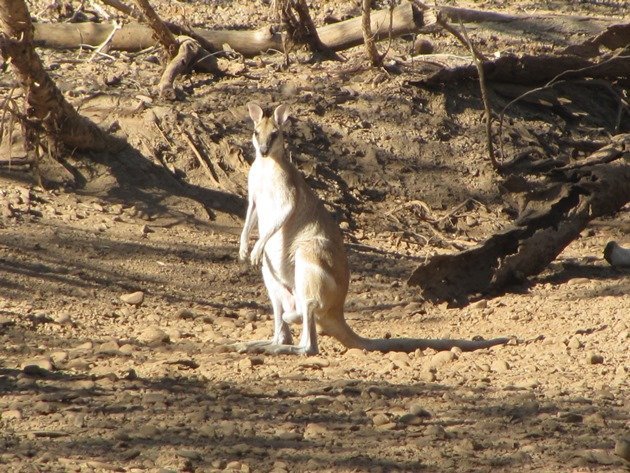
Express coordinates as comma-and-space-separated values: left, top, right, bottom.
491, 360, 510, 373
425, 424, 447, 439
120, 291, 144, 306
372, 413, 390, 426
1, 409, 22, 420
139, 327, 169, 345
429, 350, 457, 369
614, 438, 630, 461
54, 313, 72, 325
586, 352, 604, 364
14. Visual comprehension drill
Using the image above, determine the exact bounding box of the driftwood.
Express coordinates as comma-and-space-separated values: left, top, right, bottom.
0, 0, 120, 153
408, 134, 630, 305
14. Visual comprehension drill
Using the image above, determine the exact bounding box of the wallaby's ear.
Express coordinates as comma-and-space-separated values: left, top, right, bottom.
274, 104, 290, 127
247, 102, 264, 125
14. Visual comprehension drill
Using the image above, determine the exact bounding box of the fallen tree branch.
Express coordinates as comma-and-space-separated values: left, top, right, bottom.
407, 134, 630, 304
32, 3, 425, 56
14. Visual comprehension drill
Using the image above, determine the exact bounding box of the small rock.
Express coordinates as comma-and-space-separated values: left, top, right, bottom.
413, 38, 434, 55
429, 350, 456, 369
96, 340, 120, 355
120, 291, 144, 306
139, 326, 169, 346
614, 438, 630, 462
372, 413, 390, 426
425, 424, 447, 439
586, 352, 604, 365
176, 309, 196, 320
398, 413, 423, 425
583, 413, 607, 427
22, 358, 54, 374
567, 336, 582, 349
409, 404, 432, 418
420, 370, 436, 382
50, 351, 68, 364
471, 300, 488, 310
1, 409, 22, 420
491, 360, 510, 373
303, 423, 328, 439
299, 358, 330, 369
54, 313, 72, 325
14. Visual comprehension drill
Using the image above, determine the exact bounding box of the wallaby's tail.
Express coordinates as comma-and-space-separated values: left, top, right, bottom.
324, 312, 510, 353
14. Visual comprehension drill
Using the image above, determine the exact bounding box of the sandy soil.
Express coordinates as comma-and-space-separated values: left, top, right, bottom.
1, 1, 629, 472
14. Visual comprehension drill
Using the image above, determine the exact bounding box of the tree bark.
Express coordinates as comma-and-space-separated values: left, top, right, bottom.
0, 0, 119, 152
407, 134, 630, 305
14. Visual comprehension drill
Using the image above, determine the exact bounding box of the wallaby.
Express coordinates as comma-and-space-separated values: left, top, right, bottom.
236, 102, 509, 355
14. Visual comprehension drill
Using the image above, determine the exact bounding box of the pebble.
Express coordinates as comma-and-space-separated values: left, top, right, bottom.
409, 404, 432, 418
398, 413, 423, 425
1, 409, 22, 420
372, 413, 390, 426
50, 351, 68, 364
96, 340, 120, 355
567, 336, 582, 349
303, 423, 328, 439
586, 352, 604, 365
491, 360, 510, 373
429, 350, 457, 369
54, 312, 72, 325
420, 370, 436, 382
614, 438, 630, 461
139, 326, 169, 345
425, 424, 447, 439
120, 291, 144, 306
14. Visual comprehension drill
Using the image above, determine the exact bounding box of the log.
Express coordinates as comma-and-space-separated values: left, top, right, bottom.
31, 3, 425, 55
0, 0, 120, 152
407, 134, 630, 304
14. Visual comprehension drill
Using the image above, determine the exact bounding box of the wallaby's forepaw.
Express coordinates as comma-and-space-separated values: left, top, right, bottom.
250, 242, 264, 266
238, 246, 248, 263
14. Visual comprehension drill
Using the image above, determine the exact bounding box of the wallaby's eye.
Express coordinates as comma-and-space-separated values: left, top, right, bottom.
254, 130, 260, 138
269, 131, 278, 142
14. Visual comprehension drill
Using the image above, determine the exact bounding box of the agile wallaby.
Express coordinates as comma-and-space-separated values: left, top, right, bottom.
236, 102, 508, 355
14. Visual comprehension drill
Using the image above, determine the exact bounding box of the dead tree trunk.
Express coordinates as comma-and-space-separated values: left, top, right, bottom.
0, 0, 119, 152
361, 0, 382, 66
278, 0, 341, 61
408, 134, 630, 305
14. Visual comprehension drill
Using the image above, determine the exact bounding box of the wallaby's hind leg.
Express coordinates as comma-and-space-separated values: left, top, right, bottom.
229, 263, 294, 353
262, 263, 294, 345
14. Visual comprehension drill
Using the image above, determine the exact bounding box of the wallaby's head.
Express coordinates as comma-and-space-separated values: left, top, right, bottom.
247, 102, 290, 158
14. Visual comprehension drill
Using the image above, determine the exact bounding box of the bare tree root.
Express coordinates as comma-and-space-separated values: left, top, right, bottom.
407, 134, 630, 305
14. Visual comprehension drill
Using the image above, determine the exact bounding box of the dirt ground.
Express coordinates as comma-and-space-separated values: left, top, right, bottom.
1, 0, 629, 472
